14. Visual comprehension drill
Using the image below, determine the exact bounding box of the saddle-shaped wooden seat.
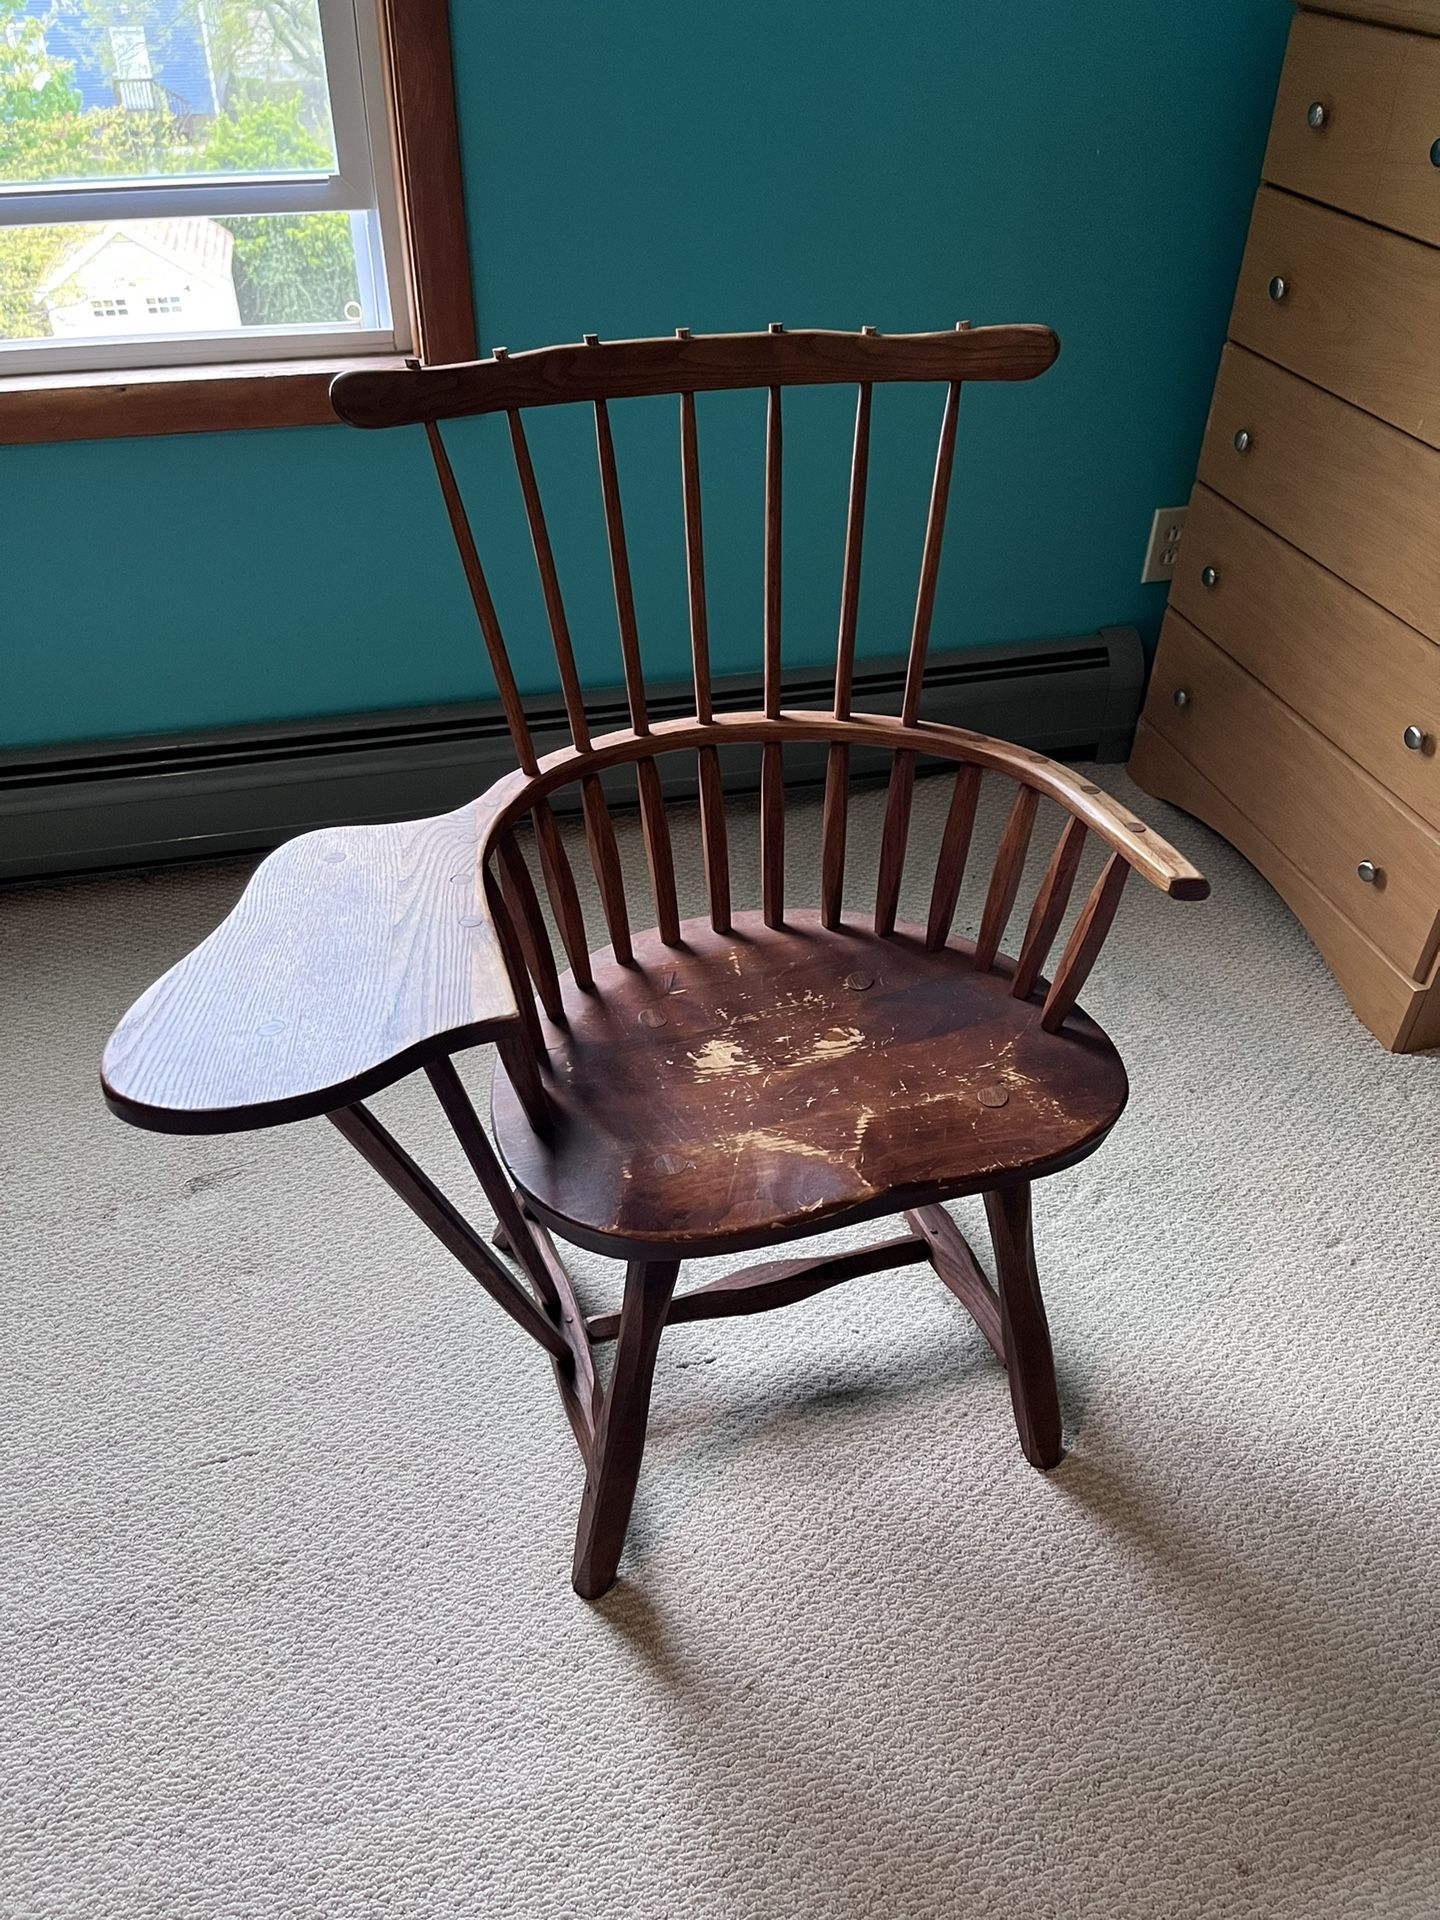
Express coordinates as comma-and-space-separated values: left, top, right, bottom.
102, 325, 1207, 1598
492, 912, 1129, 1256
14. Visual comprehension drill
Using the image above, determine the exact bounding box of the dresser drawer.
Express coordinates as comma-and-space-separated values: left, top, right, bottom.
1264, 12, 1405, 219
1144, 613, 1440, 979
1307, 1, 1440, 33
1171, 487, 1440, 825
1198, 347, 1440, 643
1231, 189, 1440, 447
1375, 33, 1440, 244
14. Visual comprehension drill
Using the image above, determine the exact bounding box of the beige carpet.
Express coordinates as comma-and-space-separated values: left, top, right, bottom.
3, 764, 1438, 1920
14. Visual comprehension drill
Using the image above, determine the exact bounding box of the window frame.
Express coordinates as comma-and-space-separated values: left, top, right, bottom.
0, 0, 475, 445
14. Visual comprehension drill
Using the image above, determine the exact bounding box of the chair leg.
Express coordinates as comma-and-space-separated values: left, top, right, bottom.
982, 1183, 1063, 1469
572, 1258, 680, 1599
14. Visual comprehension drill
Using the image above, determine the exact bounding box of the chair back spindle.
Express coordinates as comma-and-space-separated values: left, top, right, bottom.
495, 830, 566, 1026
678, 352, 732, 932
592, 384, 683, 946
330, 326, 1201, 1056
1010, 815, 1088, 1001
1040, 854, 1130, 1032
820, 374, 873, 930
925, 763, 983, 950
974, 786, 1040, 972
874, 371, 963, 935
760, 356, 786, 928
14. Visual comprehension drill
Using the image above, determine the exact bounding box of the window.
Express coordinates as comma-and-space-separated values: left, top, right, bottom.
0, 0, 473, 443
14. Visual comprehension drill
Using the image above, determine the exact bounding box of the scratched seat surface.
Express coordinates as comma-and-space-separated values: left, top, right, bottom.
492, 911, 1129, 1257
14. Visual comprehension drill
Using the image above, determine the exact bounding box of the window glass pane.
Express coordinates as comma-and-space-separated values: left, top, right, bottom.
0, 1, 337, 187
0, 211, 369, 339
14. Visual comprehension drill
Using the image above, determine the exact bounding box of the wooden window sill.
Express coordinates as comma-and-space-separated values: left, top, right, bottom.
2, 2, 472, 448
0, 354, 412, 447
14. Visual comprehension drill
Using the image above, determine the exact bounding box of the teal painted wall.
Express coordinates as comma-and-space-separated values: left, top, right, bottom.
3, 0, 1291, 750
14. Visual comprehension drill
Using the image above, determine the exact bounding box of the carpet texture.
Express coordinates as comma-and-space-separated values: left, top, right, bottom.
3, 765, 1437, 1920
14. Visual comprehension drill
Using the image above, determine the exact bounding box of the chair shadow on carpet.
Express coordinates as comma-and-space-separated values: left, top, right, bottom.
584, 1385, 1438, 1915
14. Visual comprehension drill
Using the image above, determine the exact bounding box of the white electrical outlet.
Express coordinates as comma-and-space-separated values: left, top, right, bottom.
1141, 505, 1187, 584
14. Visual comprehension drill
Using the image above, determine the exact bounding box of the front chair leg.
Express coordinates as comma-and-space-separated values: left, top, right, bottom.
982, 1184, 1063, 1469
572, 1258, 680, 1599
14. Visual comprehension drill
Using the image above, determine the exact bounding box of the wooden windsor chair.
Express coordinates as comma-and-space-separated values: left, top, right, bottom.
102, 324, 1209, 1599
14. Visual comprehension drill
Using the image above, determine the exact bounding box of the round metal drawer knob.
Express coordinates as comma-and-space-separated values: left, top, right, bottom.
1357, 860, 1380, 884
1172, 688, 1190, 709
1200, 565, 1219, 589
1268, 275, 1288, 302
1403, 724, 1428, 751
1431, 138, 1440, 168
1233, 429, 1251, 453
1307, 101, 1327, 130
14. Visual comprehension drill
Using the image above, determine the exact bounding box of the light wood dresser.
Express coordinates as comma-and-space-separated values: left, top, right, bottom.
1130, 0, 1440, 1051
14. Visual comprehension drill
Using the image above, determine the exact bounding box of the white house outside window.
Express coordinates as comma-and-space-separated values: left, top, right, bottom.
0, 0, 408, 376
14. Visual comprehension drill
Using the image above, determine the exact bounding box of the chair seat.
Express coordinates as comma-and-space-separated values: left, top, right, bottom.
492, 910, 1129, 1257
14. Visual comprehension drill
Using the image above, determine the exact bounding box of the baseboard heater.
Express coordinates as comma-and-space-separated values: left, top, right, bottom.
1, 628, 1144, 883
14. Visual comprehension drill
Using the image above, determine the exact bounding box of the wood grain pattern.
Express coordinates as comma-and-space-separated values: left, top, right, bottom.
593, 398, 651, 734
833, 382, 873, 720
331, 325, 1060, 429
926, 763, 983, 950
593, 395, 682, 944
585, 1234, 930, 1342
874, 751, 916, 938
820, 743, 851, 930
495, 832, 566, 1025
373, 0, 476, 365
1198, 346, 1440, 643
571, 1258, 678, 1598
330, 1102, 568, 1363
1132, 718, 1440, 1051
481, 711, 1208, 900
635, 758, 682, 945
901, 379, 961, 727
1231, 188, 1440, 449
1011, 815, 1089, 1002
423, 1055, 560, 1313
820, 382, 873, 926
101, 802, 517, 1134
984, 1183, 1062, 1468
1040, 855, 1130, 1035
0, 357, 388, 447
1375, 30, 1440, 243
580, 774, 633, 965
425, 421, 539, 774
679, 383, 712, 721
506, 405, 591, 750
512, 1204, 602, 1461
491, 912, 1129, 1260
906, 1204, 1004, 1361
974, 785, 1040, 972
1171, 485, 1440, 828
761, 741, 786, 929
696, 743, 732, 933
1145, 612, 1440, 979
497, 1043, 551, 1145
764, 383, 783, 719
1263, 10, 1404, 221
1305, 0, 1440, 37
530, 801, 594, 989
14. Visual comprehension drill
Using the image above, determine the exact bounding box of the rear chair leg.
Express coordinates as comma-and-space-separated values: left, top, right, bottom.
983, 1184, 1063, 1469
572, 1258, 680, 1599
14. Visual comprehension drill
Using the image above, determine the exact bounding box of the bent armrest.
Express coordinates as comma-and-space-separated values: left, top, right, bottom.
101, 802, 517, 1135
923, 729, 1209, 900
